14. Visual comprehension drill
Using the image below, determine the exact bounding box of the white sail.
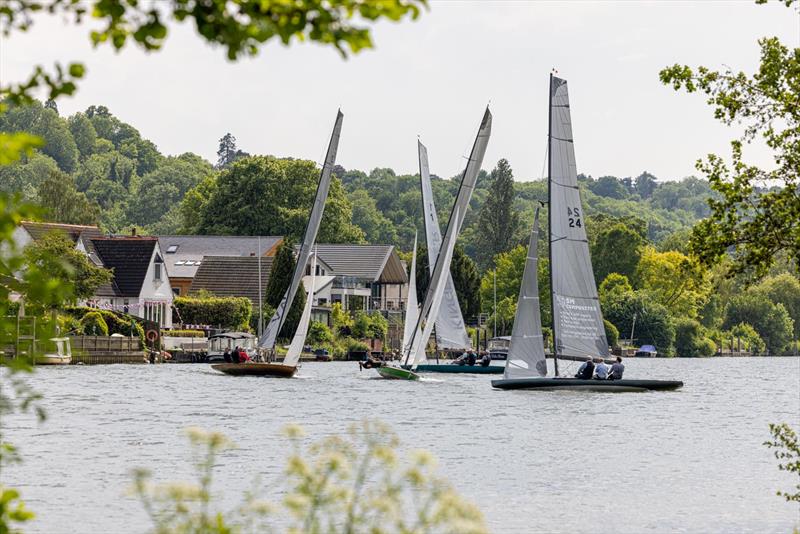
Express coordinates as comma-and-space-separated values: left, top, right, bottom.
413, 108, 492, 341
408, 208, 460, 370
259, 110, 343, 351
504, 208, 547, 379
548, 76, 609, 360
401, 232, 420, 354
418, 141, 472, 350
283, 253, 317, 367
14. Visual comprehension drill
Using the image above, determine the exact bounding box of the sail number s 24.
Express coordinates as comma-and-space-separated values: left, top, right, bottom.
567, 206, 582, 228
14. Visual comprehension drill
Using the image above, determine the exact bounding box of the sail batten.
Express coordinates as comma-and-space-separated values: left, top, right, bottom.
504, 208, 547, 379
548, 76, 609, 361
259, 110, 343, 353
418, 141, 472, 350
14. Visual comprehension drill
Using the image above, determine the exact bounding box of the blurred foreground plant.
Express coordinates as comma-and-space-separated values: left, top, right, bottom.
134, 420, 486, 534
765, 423, 800, 503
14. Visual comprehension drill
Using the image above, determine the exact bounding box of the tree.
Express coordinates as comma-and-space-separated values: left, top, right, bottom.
602, 291, 675, 351
591, 222, 644, 283
725, 322, 765, 355
179, 176, 217, 234
752, 273, 800, 339
37, 170, 99, 225
67, 112, 97, 159
264, 241, 306, 340
451, 245, 481, 320
673, 318, 716, 358
723, 292, 794, 355
660, 10, 800, 278
635, 171, 658, 199
215, 133, 248, 169
198, 156, 363, 242
635, 246, 711, 319
23, 232, 112, 302
588, 176, 628, 199
599, 273, 634, 304
349, 189, 398, 244
475, 159, 520, 269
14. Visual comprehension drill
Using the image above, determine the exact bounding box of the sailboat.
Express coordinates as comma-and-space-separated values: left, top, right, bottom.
409, 142, 503, 375
378, 108, 493, 380
491, 75, 683, 392
212, 110, 343, 378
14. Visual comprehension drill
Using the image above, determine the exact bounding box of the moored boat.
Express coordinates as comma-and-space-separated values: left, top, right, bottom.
35, 337, 72, 365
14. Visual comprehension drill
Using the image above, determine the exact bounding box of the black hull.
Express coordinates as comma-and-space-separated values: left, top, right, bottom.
491, 377, 683, 392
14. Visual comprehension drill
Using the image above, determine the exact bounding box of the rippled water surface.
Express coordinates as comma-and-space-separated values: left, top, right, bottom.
5, 358, 800, 533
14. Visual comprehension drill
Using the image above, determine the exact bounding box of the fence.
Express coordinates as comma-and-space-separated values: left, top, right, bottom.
71, 335, 146, 364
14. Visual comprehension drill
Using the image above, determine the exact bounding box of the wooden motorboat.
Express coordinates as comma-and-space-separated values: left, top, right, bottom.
211, 362, 297, 378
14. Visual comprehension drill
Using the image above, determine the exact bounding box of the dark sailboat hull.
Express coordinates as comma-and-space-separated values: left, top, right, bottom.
211, 363, 297, 378
491, 377, 683, 392
402, 364, 503, 374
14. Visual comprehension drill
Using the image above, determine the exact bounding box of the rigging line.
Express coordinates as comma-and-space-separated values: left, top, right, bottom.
551, 136, 574, 143
539, 136, 548, 181
550, 236, 589, 244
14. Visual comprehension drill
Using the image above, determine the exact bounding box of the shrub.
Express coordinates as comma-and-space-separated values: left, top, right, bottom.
79, 312, 108, 336
604, 319, 619, 348
163, 329, 205, 338
351, 311, 388, 341
174, 296, 251, 330
674, 317, 715, 357
345, 338, 370, 353
307, 321, 334, 345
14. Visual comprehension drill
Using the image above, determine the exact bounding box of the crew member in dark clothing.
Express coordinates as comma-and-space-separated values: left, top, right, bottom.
575, 356, 595, 379
479, 351, 491, 367
467, 351, 477, 366
223, 349, 231, 363
608, 356, 625, 380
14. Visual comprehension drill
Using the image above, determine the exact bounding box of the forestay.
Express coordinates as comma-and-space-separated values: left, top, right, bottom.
504, 208, 547, 379
418, 141, 472, 350
401, 232, 419, 354
548, 76, 609, 359
284, 252, 316, 367
259, 110, 343, 352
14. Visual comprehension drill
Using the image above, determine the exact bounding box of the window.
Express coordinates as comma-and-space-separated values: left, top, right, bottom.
166, 245, 179, 253
154, 263, 162, 281
172, 287, 181, 296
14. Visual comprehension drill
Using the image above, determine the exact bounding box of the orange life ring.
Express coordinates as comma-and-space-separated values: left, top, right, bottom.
146, 329, 158, 342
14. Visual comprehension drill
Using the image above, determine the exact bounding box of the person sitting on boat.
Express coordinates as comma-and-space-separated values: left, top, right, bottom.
608, 356, 625, 380
235, 346, 250, 363
223, 348, 231, 363
466, 351, 477, 366
594, 358, 609, 380
479, 351, 491, 367
575, 356, 594, 379
452, 353, 467, 365
359, 355, 381, 370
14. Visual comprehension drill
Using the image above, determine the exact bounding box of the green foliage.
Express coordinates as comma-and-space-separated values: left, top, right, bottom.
134, 421, 485, 534
174, 297, 252, 331
307, 321, 334, 345
591, 222, 644, 283
635, 246, 711, 319
351, 311, 388, 340
37, 169, 99, 224
599, 273, 634, 302
164, 329, 206, 338
764, 423, 800, 503
23, 231, 113, 301
475, 159, 520, 269
673, 318, 716, 358
330, 302, 353, 335
487, 296, 516, 337
723, 292, 794, 354
451, 245, 481, 319
79, 311, 109, 336
195, 155, 363, 243
588, 175, 628, 199
661, 20, 800, 278
602, 291, 676, 351
724, 322, 766, 355
604, 319, 619, 348
752, 273, 800, 338
263, 241, 306, 339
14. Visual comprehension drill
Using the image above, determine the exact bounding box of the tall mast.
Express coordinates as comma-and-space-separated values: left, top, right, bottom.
548, 72, 559, 377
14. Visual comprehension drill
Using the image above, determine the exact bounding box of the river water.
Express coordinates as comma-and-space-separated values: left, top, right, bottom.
4, 358, 800, 533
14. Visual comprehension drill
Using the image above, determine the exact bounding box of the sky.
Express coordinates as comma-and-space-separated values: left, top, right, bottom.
1, 1, 798, 182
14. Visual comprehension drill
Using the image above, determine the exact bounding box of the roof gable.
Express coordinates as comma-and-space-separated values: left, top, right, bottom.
309, 244, 407, 283
91, 237, 157, 297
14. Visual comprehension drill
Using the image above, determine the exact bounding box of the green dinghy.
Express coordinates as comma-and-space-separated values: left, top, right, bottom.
377, 365, 420, 380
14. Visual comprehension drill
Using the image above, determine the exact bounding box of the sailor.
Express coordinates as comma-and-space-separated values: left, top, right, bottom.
223, 348, 231, 363
479, 351, 491, 367
230, 346, 239, 364
608, 356, 625, 380
594, 358, 609, 380
467, 351, 477, 366
575, 356, 594, 379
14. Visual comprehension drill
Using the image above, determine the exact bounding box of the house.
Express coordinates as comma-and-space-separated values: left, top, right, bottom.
156, 235, 283, 296
12, 221, 103, 254
307, 245, 409, 312
86, 236, 174, 328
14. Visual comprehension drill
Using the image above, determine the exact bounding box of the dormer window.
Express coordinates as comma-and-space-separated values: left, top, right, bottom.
166, 245, 179, 253
154, 253, 164, 281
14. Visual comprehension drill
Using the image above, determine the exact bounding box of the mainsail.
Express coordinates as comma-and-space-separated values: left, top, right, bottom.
259, 110, 343, 353
548, 76, 609, 361
413, 108, 492, 340
406, 208, 460, 370
418, 141, 472, 350
504, 208, 547, 379
401, 232, 419, 354
284, 252, 316, 367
